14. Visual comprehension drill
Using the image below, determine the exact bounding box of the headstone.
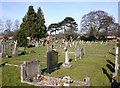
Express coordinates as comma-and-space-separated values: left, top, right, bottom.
52, 41, 55, 49
72, 42, 74, 46
1, 39, 6, 58
0, 53, 2, 58
115, 47, 119, 76
63, 42, 71, 68
35, 41, 39, 47
84, 46, 85, 55
21, 60, 41, 82
80, 47, 85, 59
47, 50, 58, 73
12, 40, 18, 57
69, 43, 72, 47
75, 42, 80, 61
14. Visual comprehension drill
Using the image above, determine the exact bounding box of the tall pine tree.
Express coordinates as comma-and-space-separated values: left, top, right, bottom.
20, 6, 47, 41
26, 6, 36, 38
36, 7, 47, 40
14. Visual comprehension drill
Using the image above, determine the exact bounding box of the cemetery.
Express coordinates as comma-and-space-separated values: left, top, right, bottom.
0, 2, 120, 88
1, 38, 120, 87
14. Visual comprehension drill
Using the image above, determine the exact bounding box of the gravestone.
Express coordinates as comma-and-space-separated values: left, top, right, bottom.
72, 42, 75, 46
0, 53, 2, 58
69, 43, 72, 47
35, 41, 39, 47
47, 50, 58, 73
12, 40, 18, 57
115, 47, 119, 76
52, 41, 55, 49
63, 42, 71, 68
75, 42, 80, 61
1, 39, 6, 58
80, 47, 85, 59
21, 60, 41, 82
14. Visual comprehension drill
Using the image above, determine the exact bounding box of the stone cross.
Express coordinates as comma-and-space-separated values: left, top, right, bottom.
63, 42, 71, 68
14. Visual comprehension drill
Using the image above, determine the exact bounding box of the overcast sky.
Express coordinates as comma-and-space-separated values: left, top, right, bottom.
0, 0, 119, 31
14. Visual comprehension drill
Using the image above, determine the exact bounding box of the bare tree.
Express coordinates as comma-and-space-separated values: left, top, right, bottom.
14, 19, 20, 31
4, 19, 13, 37
80, 10, 114, 40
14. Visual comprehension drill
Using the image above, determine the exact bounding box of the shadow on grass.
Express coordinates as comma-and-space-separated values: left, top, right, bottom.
57, 62, 63, 69
8, 55, 12, 58
41, 62, 63, 74
18, 51, 28, 56
41, 68, 47, 74
106, 64, 115, 73
0, 62, 8, 67
109, 52, 115, 56
28, 44, 35, 48
106, 60, 115, 68
102, 67, 112, 82
69, 59, 73, 62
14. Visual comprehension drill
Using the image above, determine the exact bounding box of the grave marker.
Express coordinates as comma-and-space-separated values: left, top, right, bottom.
115, 47, 119, 76
21, 60, 41, 82
47, 50, 58, 73
12, 40, 18, 57
75, 42, 80, 61
35, 41, 39, 47
63, 42, 71, 68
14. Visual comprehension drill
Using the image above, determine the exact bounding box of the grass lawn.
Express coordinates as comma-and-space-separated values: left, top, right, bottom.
1, 42, 117, 86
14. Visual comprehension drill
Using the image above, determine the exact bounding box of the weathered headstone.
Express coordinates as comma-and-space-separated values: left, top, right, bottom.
1, 39, 6, 58
63, 42, 71, 68
47, 50, 58, 73
80, 47, 85, 59
75, 42, 80, 61
21, 60, 41, 82
12, 40, 18, 57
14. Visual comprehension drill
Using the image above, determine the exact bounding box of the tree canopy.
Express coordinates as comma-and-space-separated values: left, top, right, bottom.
80, 10, 115, 40
61, 17, 78, 40
48, 17, 78, 41
20, 6, 47, 40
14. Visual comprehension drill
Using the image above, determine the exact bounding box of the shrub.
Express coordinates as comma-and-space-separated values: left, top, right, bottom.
14, 30, 28, 47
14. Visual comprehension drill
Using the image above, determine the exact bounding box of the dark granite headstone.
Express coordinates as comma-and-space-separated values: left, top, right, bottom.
47, 50, 58, 73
